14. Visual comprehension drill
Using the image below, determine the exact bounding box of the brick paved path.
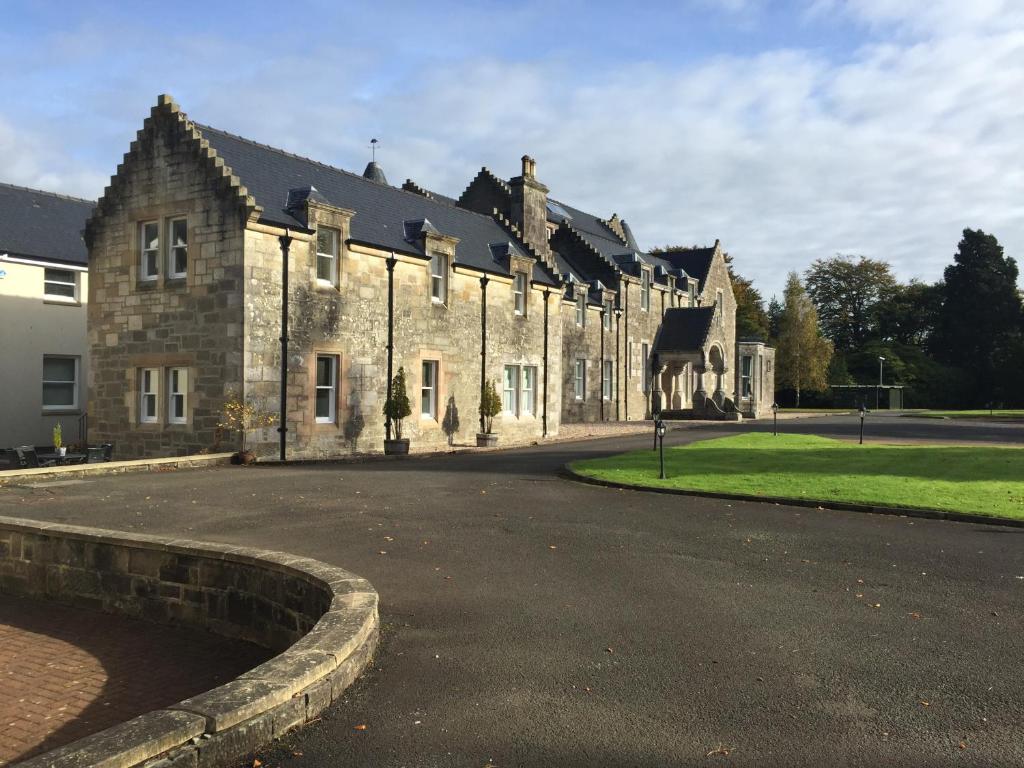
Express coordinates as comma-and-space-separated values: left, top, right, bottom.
0, 594, 270, 765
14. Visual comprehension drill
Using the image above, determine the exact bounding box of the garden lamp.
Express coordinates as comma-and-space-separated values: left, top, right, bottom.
771, 402, 779, 436
656, 418, 667, 479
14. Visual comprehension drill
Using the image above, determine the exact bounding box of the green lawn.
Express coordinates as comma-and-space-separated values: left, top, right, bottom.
908, 410, 1024, 420
571, 433, 1024, 520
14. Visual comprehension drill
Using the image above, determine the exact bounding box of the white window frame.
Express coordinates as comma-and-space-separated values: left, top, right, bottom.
41, 355, 79, 411
741, 355, 753, 398
603, 359, 613, 400
642, 343, 651, 393
513, 273, 527, 316
641, 269, 651, 311
315, 355, 338, 424
421, 360, 439, 419
140, 221, 160, 281
521, 366, 536, 415
140, 368, 159, 423
574, 359, 586, 401
430, 253, 448, 304
503, 365, 519, 415
43, 268, 78, 302
167, 367, 188, 424
168, 217, 188, 279
576, 295, 586, 327
316, 227, 340, 286
603, 300, 612, 330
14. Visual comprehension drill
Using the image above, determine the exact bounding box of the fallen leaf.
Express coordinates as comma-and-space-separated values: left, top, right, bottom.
706, 744, 731, 757
873, 603, 882, 608
252, 760, 262, 768
549, 545, 557, 550
919, 700, 930, 707
378, 551, 387, 555
354, 724, 368, 731
605, 647, 614, 654
959, 741, 968, 750
909, 612, 923, 620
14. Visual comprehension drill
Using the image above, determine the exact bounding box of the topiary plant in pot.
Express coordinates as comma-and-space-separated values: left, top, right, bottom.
477, 379, 502, 447
383, 367, 412, 455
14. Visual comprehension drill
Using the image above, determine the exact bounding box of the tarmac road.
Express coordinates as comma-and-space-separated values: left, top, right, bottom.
2, 415, 1022, 767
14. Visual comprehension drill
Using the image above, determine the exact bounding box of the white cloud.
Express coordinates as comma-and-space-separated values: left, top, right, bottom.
0, 4, 1021, 298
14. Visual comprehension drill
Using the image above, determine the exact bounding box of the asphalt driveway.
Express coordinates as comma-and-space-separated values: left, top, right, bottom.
2, 415, 1022, 767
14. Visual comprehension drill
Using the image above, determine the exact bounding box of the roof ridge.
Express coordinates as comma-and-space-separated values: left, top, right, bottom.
196, 123, 509, 228
0, 181, 95, 205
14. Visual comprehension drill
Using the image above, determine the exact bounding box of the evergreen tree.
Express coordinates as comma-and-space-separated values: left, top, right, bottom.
767, 296, 783, 341
933, 229, 1023, 406
776, 272, 833, 407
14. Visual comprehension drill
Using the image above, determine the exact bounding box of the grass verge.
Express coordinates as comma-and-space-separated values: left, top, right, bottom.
907, 410, 1024, 420
570, 433, 1024, 520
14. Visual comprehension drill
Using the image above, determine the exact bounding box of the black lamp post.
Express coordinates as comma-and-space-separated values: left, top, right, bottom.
859, 404, 868, 445
277, 230, 292, 462
771, 402, 779, 436
656, 418, 667, 479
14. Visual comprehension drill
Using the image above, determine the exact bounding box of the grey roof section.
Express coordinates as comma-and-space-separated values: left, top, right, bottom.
195, 125, 555, 285
549, 199, 633, 263
654, 247, 716, 290
362, 161, 388, 185
653, 307, 716, 353
0, 182, 94, 266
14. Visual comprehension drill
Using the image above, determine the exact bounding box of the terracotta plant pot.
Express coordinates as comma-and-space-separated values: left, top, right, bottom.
384, 438, 410, 456
476, 433, 498, 448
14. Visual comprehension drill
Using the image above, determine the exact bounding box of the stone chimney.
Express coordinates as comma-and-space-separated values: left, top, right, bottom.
509, 154, 549, 256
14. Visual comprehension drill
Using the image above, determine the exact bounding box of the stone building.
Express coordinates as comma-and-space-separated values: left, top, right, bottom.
0, 183, 94, 447
85, 95, 771, 459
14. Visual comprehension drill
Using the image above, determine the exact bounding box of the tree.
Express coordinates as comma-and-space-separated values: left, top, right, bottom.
776, 272, 833, 406
767, 296, 783, 341
875, 280, 944, 347
383, 367, 412, 440
479, 380, 501, 434
723, 254, 769, 340
218, 390, 278, 454
933, 229, 1023, 406
805, 255, 897, 352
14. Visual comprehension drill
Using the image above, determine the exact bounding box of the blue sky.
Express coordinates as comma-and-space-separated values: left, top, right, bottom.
2, 0, 1021, 296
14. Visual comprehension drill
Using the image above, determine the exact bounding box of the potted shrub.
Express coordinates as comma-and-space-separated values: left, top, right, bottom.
383, 367, 412, 455
218, 390, 278, 464
477, 380, 501, 447
53, 422, 66, 457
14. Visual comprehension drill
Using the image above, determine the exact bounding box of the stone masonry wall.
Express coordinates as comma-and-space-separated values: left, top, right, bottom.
243, 227, 560, 459
560, 297, 615, 422
87, 105, 246, 459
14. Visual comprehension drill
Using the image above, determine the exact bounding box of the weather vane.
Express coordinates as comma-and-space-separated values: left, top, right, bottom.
370, 138, 379, 162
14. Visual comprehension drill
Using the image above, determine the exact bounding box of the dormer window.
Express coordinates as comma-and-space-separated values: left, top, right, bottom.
513, 273, 527, 316
575, 295, 586, 327
640, 269, 651, 311
430, 252, 448, 303
316, 227, 340, 286
140, 221, 159, 280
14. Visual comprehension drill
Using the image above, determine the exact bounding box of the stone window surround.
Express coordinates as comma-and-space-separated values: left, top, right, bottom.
129, 208, 191, 289
508, 253, 534, 319
640, 267, 652, 312
310, 346, 344, 431
422, 231, 459, 309
315, 226, 341, 288
501, 363, 539, 419
167, 366, 188, 424
602, 359, 614, 401
573, 358, 586, 401
415, 349, 445, 428
306, 202, 354, 294
126, 356, 195, 430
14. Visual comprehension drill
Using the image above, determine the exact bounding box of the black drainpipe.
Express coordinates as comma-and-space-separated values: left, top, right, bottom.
277, 229, 292, 461
600, 304, 605, 421
479, 275, 489, 433
385, 253, 396, 441
615, 307, 621, 421
623, 280, 629, 421
543, 289, 550, 437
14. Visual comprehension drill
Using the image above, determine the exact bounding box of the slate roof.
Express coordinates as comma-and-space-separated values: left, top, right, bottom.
194, 125, 556, 285
549, 199, 635, 264
653, 307, 716, 353
0, 182, 94, 266
653, 247, 716, 290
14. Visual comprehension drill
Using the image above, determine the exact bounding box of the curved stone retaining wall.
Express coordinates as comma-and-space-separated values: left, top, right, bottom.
0, 516, 378, 768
